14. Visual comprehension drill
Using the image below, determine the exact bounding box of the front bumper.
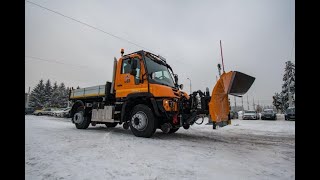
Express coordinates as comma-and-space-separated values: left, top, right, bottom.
261, 115, 276, 120
243, 116, 257, 120
286, 115, 295, 120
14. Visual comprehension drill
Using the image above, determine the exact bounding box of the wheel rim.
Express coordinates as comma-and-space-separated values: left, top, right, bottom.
131, 111, 148, 131
74, 112, 84, 124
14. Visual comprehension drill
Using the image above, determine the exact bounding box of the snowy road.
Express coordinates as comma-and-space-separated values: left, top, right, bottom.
25, 115, 295, 180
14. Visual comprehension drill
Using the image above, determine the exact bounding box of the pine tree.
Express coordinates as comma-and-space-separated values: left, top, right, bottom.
272, 93, 284, 113
29, 79, 46, 108
44, 79, 52, 107
281, 61, 295, 109
58, 83, 68, 107
51, 82, 60, 107
66, 87, 71, 107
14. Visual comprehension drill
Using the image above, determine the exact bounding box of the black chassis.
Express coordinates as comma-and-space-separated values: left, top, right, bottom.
69, 88, 213, 129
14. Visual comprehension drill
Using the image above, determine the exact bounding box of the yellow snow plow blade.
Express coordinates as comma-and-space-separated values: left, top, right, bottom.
209, 71, 255, 123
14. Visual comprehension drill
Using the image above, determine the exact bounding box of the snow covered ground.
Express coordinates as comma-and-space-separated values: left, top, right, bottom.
25, 115, 295, 180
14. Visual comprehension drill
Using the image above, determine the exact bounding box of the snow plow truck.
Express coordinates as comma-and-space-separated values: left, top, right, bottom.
69, 49, 255, 138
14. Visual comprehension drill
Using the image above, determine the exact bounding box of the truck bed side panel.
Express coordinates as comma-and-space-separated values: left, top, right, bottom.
70, 85, 106, 99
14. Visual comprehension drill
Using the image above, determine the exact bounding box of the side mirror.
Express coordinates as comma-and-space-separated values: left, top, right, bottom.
130, 59, 138, 76
179, 84, 183, 90
131, 59, 137, 69
174, 74, 178, 84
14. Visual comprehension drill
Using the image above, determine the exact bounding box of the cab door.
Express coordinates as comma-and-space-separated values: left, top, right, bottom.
115, 55, 147, 98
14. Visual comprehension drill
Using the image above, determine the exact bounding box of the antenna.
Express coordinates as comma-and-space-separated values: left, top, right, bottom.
220, 40, 225, 73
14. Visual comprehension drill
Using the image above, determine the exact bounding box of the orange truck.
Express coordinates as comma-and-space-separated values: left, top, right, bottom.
69, 49, 255, 137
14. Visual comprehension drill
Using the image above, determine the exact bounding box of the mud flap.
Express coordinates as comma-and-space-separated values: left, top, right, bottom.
209, 71, 255, 124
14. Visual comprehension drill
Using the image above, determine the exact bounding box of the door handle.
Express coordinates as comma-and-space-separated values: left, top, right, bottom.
117, 84, 122, 87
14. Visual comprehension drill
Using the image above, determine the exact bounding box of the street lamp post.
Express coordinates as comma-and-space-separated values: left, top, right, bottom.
187, 78, 192, 94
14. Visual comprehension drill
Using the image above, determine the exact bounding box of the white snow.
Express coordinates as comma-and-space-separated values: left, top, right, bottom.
25, 115, 295, 180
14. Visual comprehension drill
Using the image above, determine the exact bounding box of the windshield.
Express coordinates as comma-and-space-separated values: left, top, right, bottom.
245, 111, 256, 113
145, 55, 175, 87
287, 108, 295, 113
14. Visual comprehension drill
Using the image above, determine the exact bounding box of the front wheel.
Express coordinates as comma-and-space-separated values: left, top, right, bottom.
129, 104, 157, 138
73, 107, 91, 129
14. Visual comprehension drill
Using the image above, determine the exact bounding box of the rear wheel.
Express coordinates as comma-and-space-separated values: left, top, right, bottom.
73, 107, 91, 129
129, 104, 157, 138
105, 122, 118, 128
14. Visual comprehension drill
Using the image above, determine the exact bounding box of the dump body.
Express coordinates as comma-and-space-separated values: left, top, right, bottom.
70, 85, 106, 99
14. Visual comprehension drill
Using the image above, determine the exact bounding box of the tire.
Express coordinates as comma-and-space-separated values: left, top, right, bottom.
105, 122, 118, 128
38, 113, 42, 116
168, 127, 180, 134
129, 104, 157, 138
73, 106, 91, 129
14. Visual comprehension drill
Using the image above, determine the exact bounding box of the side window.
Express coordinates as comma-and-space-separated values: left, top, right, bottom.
121, 59, 131, 74
121, 58, 141, 84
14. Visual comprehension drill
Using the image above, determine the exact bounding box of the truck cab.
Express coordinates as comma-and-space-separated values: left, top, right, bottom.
115, 50, 184, 99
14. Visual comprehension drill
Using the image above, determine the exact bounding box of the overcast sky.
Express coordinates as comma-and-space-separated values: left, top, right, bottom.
25, 0, 295, 106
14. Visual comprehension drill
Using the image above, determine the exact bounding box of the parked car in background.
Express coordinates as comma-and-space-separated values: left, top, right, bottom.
42, 108, 56, 115
53, 107, 72, 118
285, 107, 295, 120
33, 108, 54, 116
33, 109, 45, 116
242, 110, 259, 120
261, 109, 277, 120
25, 107, 35, 115
50, 108, 64, 116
